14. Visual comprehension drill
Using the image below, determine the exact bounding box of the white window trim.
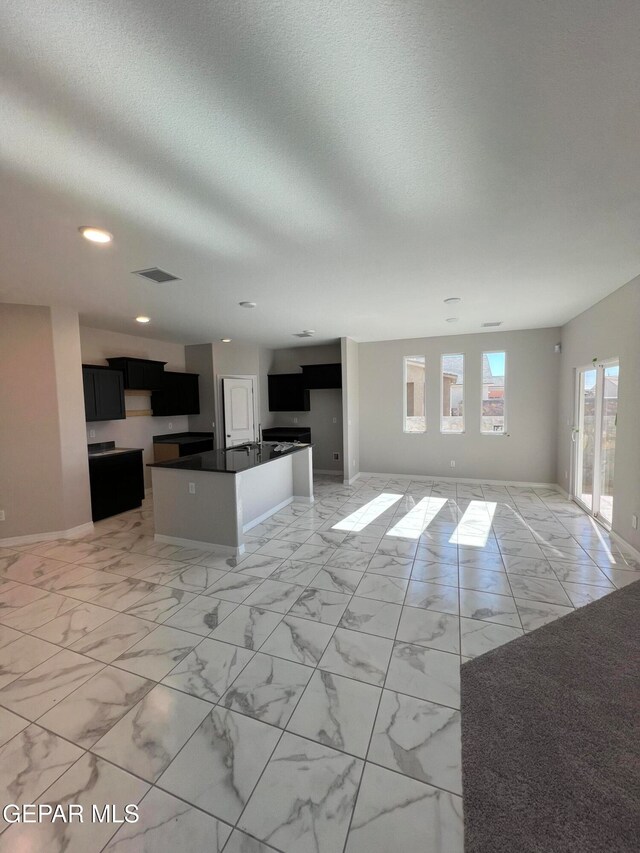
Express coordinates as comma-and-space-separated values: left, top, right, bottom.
480, 351, 507, 435
403, 355, 426, 434
440, 352, 465, 434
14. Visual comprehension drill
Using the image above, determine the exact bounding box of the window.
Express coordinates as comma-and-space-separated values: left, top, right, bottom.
441, 354, 464, 433
481, 351, 506, 434
403, 356, 426, 432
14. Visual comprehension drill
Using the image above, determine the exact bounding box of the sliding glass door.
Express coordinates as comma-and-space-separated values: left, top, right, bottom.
573, 360, 619, 526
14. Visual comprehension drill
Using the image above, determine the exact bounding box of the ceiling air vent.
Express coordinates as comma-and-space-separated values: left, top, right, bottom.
481, 321, 502, 328
293, 330, 315, 338
132, 267, 181, 283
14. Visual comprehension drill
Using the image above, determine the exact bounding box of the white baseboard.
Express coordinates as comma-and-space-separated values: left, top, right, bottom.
153, 533, 243, 557
0, 521, 95, 548
358, 472, 558, 488
243, 497, 294, 532
343, 473, 361, 486
555, 485, 640, 561
610, 530, 640, 562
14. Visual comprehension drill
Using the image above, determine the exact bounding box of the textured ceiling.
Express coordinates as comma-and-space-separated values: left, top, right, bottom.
1, 0, 639, 346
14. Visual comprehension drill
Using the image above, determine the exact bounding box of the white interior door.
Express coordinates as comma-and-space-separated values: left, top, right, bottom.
222, 377, 255, 447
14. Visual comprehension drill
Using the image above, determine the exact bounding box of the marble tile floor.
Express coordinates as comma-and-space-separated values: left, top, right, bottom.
0, 474, 638, 853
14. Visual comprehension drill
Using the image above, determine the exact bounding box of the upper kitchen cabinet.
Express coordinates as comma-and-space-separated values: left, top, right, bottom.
301, 363, 342, 389
151, 371, 200, 416
268, 374, 310, 412
106, 357, 166, 390
82, 365, 125, 422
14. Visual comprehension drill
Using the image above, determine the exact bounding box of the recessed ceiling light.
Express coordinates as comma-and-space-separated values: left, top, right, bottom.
445, 317, 459, 323
444, 297, 461, 304
239, 301, 257, 308
221, 338, 232, 343
135, 316, 150, 324
79, 226, 113, 244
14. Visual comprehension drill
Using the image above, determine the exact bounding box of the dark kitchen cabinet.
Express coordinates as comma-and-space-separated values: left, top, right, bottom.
82, 365, 125, 422
88, 449, 144, 521
301, 363, 342, 389
106, 357, 166, 390
151, 371, 200, 416
268, 374, 310, 412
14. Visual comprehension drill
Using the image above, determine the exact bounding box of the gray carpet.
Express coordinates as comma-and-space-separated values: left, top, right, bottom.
461, 579, 640, 853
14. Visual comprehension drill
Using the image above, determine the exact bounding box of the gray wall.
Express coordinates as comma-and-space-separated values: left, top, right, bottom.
358, 327, 561, 483
341, 337, 360, 482
185, 343, 215, 433
261, 343, 343, 472
557, 278, 640, 550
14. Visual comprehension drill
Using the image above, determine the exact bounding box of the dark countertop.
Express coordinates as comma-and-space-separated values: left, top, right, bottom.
262, 427, 311, 437
148, 442, 311, 474
153, 432, 214, 445
88, 441, 143, 458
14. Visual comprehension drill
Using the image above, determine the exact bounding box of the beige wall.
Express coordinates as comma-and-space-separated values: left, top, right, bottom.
557, 278, 640, 550
80, 326, 189, 487
51, 308, 93, 532
358, 328, 560, 483
262, 343, 343, 471
0, 304, 91, 540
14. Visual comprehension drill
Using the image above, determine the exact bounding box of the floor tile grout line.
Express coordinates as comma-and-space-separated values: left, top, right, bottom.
1, 481, 636, 848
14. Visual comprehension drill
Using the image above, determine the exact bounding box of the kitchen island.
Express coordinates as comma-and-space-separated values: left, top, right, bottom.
148, 443, 313, 555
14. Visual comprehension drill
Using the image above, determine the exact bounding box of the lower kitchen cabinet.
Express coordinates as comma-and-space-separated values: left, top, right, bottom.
88, 449, 144, 521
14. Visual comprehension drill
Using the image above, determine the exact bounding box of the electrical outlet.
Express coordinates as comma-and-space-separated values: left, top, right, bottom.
0, 510, 5, 522
333, 452, 340, 461
89, 429, 96, 439
633, 515, 638, 531
188, 482, 196, 494
450, 460, 456, 468
293, 417, 298, 424
333, 417, 337, 424
168, 422, 173, 430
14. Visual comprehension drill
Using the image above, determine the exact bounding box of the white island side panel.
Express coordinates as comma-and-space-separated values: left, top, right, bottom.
151, 467, 242, 552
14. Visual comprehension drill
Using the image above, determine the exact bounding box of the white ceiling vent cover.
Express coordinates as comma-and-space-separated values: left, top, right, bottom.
481, 321, 503, 327
133, 267, 181, 283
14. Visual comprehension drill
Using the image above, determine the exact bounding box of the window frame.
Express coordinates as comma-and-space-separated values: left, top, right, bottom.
440, 352, 465, 434
480, 350, 507, 435
402, 355, 426, 434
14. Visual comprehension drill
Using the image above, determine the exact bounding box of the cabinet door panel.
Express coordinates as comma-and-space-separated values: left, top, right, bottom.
82, 368, 97, 421
151, 372, 200, 415
95, 370, 125, 421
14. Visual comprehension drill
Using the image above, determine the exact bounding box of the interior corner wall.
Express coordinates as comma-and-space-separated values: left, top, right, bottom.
341, 337, 360, 482
50, 307, 92, 531
557, 277, 640, 551
262, 343, 343, 472
185, 343, 215, 433
0, 303, 91, 540
211, 342, 262, 449
358, 327, 560, 483
80, 326, 189, 487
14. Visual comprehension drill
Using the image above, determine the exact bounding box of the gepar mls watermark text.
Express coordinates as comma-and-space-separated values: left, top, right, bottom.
3, 804, 139, 823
